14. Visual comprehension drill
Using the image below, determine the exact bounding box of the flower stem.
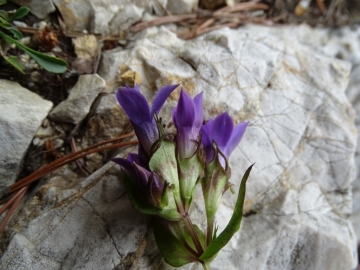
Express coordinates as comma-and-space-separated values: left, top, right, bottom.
206, 215, 214, 246
183, 213, 204, 255
201, 261, 211, 270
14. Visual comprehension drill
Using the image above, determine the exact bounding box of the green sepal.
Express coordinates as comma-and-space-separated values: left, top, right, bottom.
179, 153, 203, 211
0, 30, 68, 73
202, 143, 230, 222
199, 164, 254, 261
122, 171, 182, 221
153, 219, 198, 267
8, 7, 29, 21
2, 55, 24, 73
149, 139, 181, 204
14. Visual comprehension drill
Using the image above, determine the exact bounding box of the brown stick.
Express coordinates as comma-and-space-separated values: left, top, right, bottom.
10, 132, 135, 191
0, 187, 27, 234
10, 140, 138, 192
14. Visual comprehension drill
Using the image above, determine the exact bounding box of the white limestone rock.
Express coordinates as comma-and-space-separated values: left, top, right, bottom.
0, 25, 357, 270
52, 0, 148, 34
167, 0, 198, 14
49, 74, 106, 124
11, 0, 55, 19
99, 26, 357, 269
0, 80, 53, 194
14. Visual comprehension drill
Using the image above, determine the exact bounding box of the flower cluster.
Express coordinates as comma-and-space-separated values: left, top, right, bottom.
113, 84, 252, 269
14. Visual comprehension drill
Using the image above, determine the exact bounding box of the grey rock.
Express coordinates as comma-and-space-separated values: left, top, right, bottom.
11, 0, 55, 19
0, 80, 53, 194
49, 74, 106, 124
99, 26, 357, 269
1, 25, 357, 270
167, 0, 198, 14
52, 0, 147, 34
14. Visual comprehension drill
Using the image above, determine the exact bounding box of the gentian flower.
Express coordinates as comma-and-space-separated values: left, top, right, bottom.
172, 89, 203, 160
112, 155, 181, 221
200, 113, 248, 243
201, 112, 248, 168
113, 84, 252, 269
116, 84, 179, 157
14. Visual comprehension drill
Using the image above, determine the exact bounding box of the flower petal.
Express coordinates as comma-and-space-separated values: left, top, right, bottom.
173, 89, 195, 128
151, 84, 179, 117
223, 122, 248, 158
112, 158, 135, 178
116, 87, 151, 125
192, 92, 203, 128
201, 124, 215, 164
212, 113, 233, 150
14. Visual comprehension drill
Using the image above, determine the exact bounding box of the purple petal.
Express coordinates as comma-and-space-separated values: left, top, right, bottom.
132, 162, 151, 188
173, 89, 195, 128
193, 92, 203, 128
201, 125, 215, 164
132, 121, 159, 155
116, 87, 151, 125
133, 83, 141, 92
149, 173, 164, 201
223, 122, 248, 158
212, 113, 233, 150
112, 158, 135, 178
151, 84, 179, 117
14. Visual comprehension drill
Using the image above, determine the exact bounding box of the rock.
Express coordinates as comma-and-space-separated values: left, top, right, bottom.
239, 24, 360, 245
49, 74, 106, 124
167, 0, 198, 14
11, 0, 56, 19
52, 0, 147, 34
73, 35, 98, 60
1, 25, 357, 270
0, 80, 53, 194
98, 25, 359, 269
109, 4, 145, 35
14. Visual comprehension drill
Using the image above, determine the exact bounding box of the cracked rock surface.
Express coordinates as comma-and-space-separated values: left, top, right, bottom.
0, 80, 53, 195
0, 25, 357, 269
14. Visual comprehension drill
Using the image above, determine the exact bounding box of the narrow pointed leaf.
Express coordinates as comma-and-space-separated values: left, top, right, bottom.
199, 164, 254, 261
0, 10, 8, 20
8, 7, 29, 21
9, 28, 22, 39
2, 55, 25, 73
0, 31, 67, 73
153, 220, 198, 267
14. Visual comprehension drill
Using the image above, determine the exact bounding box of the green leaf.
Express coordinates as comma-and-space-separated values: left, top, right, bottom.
153, 220, 198, 267
0, 30, 68, 73
199, 164, 254, 261
122, 172, 182, 221
9, 27, 22, 39
2, 55, 25, 73
0, 16, 10, 25
0, 10, 8, 21
0, 0, 7, 6
8, 7, 29, 21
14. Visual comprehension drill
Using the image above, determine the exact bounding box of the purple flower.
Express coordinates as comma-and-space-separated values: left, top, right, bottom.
112, 156, 164, 206
116, 84, 179, 157
201, 113, 248, 167
172, 90, 203, 160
